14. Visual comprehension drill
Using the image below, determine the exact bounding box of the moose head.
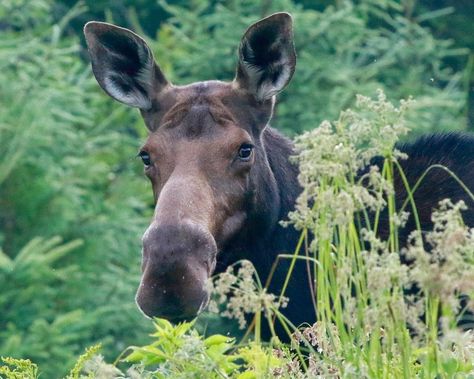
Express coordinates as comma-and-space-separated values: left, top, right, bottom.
84, 13, 296, 322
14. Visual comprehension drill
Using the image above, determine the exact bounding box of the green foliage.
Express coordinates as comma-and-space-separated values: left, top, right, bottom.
148, 0, 468, 135
124, 319, 240, 377
0, 357, 38, 379
280, 91, 474, 377
55, 319, 294, 378
0, 237, 84, 372
0, 0, 153, 376
65, 344, 102, 379
1, 0, 473, 377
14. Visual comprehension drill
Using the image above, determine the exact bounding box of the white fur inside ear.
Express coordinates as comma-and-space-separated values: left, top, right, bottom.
103, 75, 151, 108
241, 44, 261, 90
241, 36, 293, 101
257, 64, 291, 100
135, 45, 154, 89
102, 47, 154, 109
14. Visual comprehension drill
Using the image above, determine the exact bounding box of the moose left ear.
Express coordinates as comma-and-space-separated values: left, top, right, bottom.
234, 12, 296, 101
84, 21, 169, 110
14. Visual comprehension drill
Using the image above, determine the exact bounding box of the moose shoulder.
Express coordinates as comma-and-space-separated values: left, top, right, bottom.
84, 13, 474, 328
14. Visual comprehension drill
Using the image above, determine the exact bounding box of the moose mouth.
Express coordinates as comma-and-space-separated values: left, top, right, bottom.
135, 275, 211, 321
135, 230, 217, 322
165, 292, 212, 323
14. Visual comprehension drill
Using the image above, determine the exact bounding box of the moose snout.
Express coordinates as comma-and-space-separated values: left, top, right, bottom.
136, 222, 217, 321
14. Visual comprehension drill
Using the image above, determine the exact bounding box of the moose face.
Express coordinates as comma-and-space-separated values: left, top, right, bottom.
84, 13, 296, 321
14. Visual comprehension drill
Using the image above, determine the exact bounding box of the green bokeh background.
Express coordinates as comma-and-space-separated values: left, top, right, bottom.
0, 0, 472, 376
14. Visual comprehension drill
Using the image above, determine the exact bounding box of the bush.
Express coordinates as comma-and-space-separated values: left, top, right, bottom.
0, 0, 472, 376
0, 1, 153, 376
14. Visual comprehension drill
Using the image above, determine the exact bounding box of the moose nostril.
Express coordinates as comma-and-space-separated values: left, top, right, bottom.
203, 258, 217, 275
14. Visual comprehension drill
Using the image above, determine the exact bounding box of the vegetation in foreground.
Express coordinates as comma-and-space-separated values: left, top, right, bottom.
1, 0, 473, 377
2, 92, 474, 378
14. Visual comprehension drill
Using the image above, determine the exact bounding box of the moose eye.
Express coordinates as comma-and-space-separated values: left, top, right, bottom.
138, 151, 151, 166
238, 144, 254, 161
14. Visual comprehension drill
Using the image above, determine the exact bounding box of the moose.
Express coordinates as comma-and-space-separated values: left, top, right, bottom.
84, 13, 474, 329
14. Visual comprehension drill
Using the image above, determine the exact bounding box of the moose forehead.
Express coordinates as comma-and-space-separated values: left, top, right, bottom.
142, 81, 259, 142
141, 81, 253, 157
142, 80, 270, 135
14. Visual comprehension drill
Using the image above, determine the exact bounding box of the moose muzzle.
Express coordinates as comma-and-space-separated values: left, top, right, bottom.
136, 221, 217, 321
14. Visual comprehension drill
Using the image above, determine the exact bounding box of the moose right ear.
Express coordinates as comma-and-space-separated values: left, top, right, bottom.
84, 22, 169, 110
234, 13, 296, 102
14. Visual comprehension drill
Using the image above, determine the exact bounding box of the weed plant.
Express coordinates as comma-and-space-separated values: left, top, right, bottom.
1, 0, 471, 376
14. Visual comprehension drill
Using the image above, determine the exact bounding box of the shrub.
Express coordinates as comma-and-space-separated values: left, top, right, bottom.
1, 0, 471, 376
281, 90, 474, 377
0, 1, 153, 376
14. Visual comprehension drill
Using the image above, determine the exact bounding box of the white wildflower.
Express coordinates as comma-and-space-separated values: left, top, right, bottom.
82, 355, 124, 378
287, 90, 410, 235
209, 260, 288, 329
405, 200, 474, 315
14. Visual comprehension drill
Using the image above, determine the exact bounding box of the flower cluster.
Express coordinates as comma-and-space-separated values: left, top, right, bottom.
283, 90, 474, 376
405, 199, 474, 321
286, 90, 412, 241
208, 260, 288, 329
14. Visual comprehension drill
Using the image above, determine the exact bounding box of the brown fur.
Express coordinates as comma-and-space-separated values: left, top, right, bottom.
84, 14, 474, 329
84, 13, 296, 320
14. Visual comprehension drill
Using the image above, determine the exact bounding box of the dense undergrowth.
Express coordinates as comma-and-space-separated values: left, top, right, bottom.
2, 92, 474, 378
1, 0, 473, 378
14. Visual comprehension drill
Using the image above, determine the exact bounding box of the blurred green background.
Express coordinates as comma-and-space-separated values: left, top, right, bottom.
0, 0, 472, 376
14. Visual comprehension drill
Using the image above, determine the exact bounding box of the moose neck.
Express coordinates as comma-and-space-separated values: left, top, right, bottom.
262, 126, 301, 245
256, 127, 317, 325
256, 127, 301, 273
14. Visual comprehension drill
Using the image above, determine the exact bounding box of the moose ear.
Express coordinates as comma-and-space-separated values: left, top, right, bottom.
235, 12, 296, 101
84, 21, 169, 109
